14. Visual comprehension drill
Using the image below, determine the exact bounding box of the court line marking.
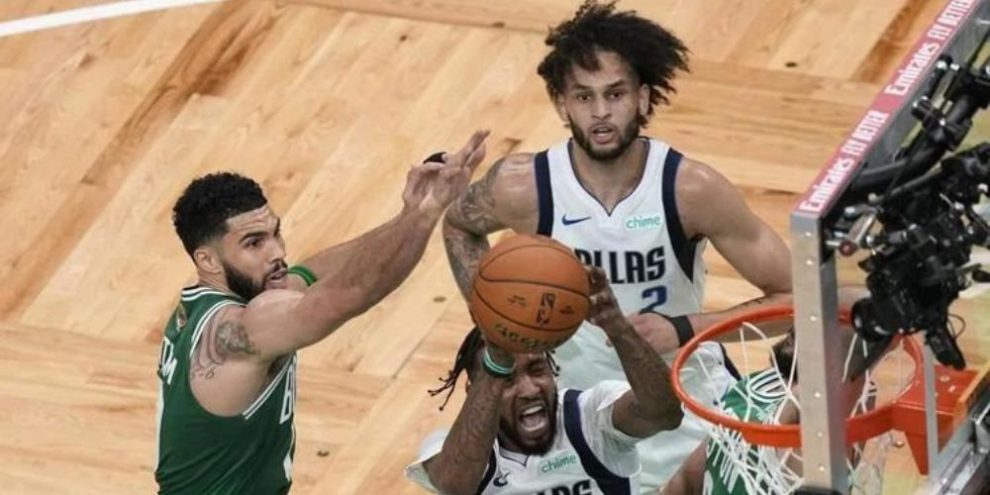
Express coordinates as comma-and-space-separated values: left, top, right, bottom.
0, 0, 223, 39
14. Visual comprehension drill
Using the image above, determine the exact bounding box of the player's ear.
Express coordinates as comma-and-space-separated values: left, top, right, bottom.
193, 245, 223, 276
553, 94, 569, 126
637, 84, 649, 118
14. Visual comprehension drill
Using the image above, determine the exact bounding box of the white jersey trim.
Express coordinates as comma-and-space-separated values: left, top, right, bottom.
243, 354, 295, 419
188, 300, 241, 359
180, 286, 232, 301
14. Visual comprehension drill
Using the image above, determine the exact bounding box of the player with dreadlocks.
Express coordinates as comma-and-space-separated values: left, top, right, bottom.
442, 1, 792, 491
406, 266, 684, 494
426, 325, 560, 411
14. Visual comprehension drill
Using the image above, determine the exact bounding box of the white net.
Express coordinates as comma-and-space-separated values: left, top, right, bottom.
685, 315, 916, 495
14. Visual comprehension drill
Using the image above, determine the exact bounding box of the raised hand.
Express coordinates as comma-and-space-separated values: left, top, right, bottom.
403, 130, 490, 217
586, 266, 629, 334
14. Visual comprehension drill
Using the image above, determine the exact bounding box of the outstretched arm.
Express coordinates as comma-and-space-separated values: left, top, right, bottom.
442, 153, 540, 299
241, 130, 490, 359
587, 267, 683, 437
422, 345, 515, 495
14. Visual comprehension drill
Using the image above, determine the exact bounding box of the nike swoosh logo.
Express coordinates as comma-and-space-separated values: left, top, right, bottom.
561, 215, 591, 226
493, 474, 509, 487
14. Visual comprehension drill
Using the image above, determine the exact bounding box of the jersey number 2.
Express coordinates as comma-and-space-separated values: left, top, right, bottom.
641, 285, 668, 313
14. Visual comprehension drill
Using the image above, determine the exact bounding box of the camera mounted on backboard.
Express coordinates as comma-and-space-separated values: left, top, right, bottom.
828, 32, 990, 369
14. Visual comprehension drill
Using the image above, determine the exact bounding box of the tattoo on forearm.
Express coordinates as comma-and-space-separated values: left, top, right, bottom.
191, 319, 258, 380
436, 375, 504, 489
452, 158, 505, 234
452, 376, 501, 460
444, 158, 507, 297
444, 230, 488, 298
612, 328, 680, 424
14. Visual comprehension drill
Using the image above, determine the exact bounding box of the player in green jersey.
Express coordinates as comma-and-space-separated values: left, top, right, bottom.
155, 130, 489, 494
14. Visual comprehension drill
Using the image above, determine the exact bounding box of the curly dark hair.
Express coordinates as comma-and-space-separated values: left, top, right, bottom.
172, 172, 268, 256
428, 327, 559, 410
537, 0, 689, 127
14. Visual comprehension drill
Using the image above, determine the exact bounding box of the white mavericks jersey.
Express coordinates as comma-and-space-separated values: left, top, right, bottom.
406, 381, 641, 495
534, 138, 738, 492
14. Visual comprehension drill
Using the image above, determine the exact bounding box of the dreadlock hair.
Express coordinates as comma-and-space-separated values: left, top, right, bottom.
536, 0, 689, 128
428, 327, 560, 410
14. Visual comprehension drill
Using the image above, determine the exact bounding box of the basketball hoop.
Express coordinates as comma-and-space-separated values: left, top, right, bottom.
670, 305, 926, 494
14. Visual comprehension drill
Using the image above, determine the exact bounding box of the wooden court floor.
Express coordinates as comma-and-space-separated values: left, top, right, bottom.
0, 0, 987, 493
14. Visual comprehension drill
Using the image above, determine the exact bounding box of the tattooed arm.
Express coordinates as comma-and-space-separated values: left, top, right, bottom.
587, 267, 683, 437
188, 304, 274, 415
421, 347, 514, 495
443, 153, 541, 299
188, 132, 490, 415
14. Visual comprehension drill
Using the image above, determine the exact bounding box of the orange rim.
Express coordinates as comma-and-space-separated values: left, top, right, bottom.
671, 305, 922, 448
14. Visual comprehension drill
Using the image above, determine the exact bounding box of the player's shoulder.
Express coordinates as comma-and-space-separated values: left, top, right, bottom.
492, 152, 538, 178
671, 155, 738, 217
177, 287, 246, 328
198, 289, 301, 338
487, 152, 540, 205
240, 289, 302, 318
674, 155, 729, 193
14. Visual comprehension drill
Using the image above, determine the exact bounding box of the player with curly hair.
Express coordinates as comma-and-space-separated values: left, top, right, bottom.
442, 2, 792, 491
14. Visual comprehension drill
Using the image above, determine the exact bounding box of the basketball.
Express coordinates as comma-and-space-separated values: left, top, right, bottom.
469, 234, 590, 354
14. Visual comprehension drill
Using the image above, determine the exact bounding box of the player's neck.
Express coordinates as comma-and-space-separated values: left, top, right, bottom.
197, 272, 234, 296
496, 432, 526, 455
570, 138, 648, 212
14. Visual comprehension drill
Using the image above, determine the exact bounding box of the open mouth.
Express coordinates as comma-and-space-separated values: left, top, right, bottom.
267, 268, 288, 283
590, 124, 616, 144
517, 402, 550, 435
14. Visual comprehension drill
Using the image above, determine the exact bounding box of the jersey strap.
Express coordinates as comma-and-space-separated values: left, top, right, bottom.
562, 390, 632, 495
475, 449, 497, 494
534, 150, 554, 236
661, 148, 699, 281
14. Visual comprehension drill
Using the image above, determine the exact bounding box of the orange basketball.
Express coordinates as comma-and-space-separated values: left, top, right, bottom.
469, 234, 590, 354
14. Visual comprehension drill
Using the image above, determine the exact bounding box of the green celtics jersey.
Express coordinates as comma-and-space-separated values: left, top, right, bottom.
155, 286, 297, 495
704, 368, 790, 495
